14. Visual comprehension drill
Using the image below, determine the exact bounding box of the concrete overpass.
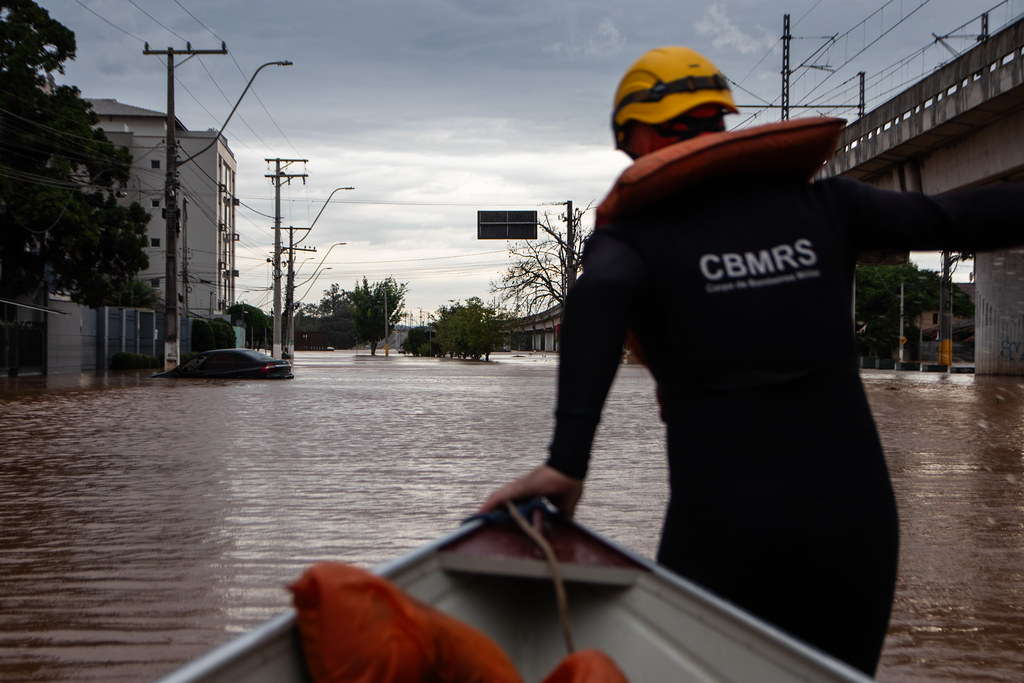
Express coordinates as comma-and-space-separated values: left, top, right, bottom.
822, 16, 1024, 375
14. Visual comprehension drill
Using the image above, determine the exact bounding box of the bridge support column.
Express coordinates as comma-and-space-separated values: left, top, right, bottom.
975, 247, 1024, 375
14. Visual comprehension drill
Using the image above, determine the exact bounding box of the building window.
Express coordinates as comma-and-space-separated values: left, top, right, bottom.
151, 199, 160, 208
151, 238, 160, 247
150, 279, 160, 287
151, 159, 160, 169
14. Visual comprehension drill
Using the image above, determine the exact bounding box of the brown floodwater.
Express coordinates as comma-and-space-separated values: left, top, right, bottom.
0, 352, 1021, 681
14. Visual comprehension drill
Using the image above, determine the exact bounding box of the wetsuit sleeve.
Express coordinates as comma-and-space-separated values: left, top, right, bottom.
546, 232, 649, 479
830, 178, 1024, 252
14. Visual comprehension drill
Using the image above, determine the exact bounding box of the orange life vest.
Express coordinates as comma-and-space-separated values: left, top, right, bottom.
593, 117, 846, 367
596, 116, 846, 228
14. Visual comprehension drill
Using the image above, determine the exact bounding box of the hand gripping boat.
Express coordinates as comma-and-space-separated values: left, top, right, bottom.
156, 501, 872, 683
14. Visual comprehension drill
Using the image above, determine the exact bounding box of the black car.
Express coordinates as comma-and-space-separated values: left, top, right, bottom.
151, 349, 294, 379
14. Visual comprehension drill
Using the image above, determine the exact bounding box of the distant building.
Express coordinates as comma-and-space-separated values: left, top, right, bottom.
88, 98, 238, 319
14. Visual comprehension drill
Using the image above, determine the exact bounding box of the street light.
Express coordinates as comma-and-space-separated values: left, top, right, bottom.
297, 267, 333, 303
295, 187, 355, 248
180, 60, 293, 166
156, 56, 291, 370
285, 242, 346, 359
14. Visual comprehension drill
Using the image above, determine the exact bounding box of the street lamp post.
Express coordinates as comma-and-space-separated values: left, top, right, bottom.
144, 49, 291, 370
286, 241, 346, 359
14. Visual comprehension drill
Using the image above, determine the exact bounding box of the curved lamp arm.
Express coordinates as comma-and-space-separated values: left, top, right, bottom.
180, 60, 292, 165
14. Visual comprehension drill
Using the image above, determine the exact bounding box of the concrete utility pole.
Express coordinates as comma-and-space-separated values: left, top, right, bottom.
144, 42, 227, 370
283, 225, 314, 359
564, 200, 578, 294
266, 159, 307, 358
939, 251, 953, 367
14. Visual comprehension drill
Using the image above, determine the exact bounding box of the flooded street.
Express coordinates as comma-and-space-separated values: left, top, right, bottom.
0, 352, 1021, 681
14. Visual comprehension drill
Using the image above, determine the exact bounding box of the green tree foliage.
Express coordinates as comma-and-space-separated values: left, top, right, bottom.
854, 262, 974, 357
0, 1, 151, 307
227, 303, 271, 350
348, 277, 408, 355
401, 326, 434, 356
433, 297, 510, 361
209, 318, 235, 349
110, 279, 160, 309
191, 319, 215, 352
295, 283, 357, 349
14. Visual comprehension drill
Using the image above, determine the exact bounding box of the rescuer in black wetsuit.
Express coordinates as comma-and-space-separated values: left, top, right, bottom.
479, 46, 1024, 677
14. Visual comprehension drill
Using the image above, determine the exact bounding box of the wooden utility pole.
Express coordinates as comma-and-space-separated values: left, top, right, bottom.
144, 43, 226, 370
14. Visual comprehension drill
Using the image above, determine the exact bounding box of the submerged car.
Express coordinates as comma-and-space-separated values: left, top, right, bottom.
151, 349, 294, 379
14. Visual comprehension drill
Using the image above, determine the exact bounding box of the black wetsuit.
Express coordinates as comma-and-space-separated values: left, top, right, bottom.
545, 175, 1024, 676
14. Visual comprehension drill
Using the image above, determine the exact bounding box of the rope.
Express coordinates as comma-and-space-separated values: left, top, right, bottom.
503, 500, 575, 655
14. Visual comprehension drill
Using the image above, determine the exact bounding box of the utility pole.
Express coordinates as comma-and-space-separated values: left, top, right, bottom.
266, 158, 307, 358
284, 225, 314, 359
564, 200, 578, 294
939, 251, 953, 367
144, 42, 227, 371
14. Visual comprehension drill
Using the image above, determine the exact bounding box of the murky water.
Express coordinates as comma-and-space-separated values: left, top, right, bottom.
0, 353, 1021, 681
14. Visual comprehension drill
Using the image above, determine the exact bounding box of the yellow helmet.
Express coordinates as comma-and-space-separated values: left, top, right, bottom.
612, 46, 738, 149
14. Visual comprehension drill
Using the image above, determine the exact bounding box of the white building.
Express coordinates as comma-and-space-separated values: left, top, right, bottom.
88, 99, 238, 320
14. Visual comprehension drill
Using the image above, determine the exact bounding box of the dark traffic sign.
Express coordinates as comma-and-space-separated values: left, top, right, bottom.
477, 210, 538, 240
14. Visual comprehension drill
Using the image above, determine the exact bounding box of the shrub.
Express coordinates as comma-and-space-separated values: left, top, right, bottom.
210, 318, 235, 349
191, 319, 215, 352
110, 352, 161, 369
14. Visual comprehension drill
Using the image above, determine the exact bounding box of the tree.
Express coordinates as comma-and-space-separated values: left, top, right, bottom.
294, 283, 357, 349
401, 326, 434, 356
491, 205, 591, 316
191, 319, 214, 352
0, 1, 151, 308
209, 318, 235, 349
227, 303, 271, 350
433, 297, 510, 361
110, 280, 160, 309
854, 262, 974, 357
348, 277, 408, 355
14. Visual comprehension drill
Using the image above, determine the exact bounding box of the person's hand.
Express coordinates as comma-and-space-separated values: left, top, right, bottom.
478, 464, 584, 518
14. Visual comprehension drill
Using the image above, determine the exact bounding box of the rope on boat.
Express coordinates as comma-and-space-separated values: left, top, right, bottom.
503, 500, 576, 655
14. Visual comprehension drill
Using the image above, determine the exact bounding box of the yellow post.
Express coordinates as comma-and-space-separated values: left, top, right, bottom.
939, 339, 953, 366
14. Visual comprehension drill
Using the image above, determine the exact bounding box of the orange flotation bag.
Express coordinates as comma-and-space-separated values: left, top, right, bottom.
595, 116, 846, 228
541, 649, 629, 683
290, 562, 630, 683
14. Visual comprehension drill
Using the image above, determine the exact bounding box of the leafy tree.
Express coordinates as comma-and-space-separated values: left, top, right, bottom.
109, 280, 160, 309
491, 205, 590, 316
209, 318, 235, 349
0, 1, 151, 307
227, 303, 271, 350
433, 297, 510, 361
348, 277, 408, 355
854, 262, 973, 357
295, 283, 357, 349
191, 319, 214, 352
401, 326, 434, 356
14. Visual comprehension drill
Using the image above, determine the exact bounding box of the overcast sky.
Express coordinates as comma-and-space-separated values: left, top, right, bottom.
46, 0, 1021, 314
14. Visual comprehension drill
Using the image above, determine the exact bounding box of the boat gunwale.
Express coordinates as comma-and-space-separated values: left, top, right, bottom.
154, 517, 874, 683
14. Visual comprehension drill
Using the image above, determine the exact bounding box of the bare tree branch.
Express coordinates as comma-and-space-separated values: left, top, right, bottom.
490, 203, 593, 316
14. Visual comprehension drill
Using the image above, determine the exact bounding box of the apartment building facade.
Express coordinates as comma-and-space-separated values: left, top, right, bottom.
88, 99, 238, 320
